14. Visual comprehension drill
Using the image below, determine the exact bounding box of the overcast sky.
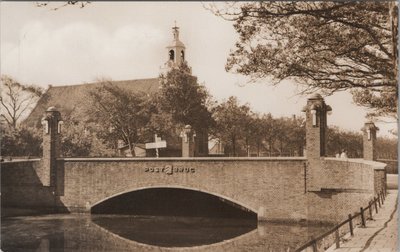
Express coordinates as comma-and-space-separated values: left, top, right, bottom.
1, 2, 396, 137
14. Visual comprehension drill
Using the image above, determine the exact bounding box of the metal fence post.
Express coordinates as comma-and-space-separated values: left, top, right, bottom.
360, 207, 366, 227
312, 240, 318, 252
378, 194, 381, 207
348, 214, 354, 236
368, 201, 373, 219
335, 227, 340, 248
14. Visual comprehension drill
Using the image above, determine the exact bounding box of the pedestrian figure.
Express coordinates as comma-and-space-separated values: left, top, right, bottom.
340, 149, 348, 159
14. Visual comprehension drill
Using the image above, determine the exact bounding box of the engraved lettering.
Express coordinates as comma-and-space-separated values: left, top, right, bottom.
165, 165, 173, 175
145, 165, 195, 175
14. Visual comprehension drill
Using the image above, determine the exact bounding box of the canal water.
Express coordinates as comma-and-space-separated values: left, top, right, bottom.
1, 214, 332, 252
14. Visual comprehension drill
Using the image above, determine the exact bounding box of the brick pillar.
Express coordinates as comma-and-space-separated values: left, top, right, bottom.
180, 125, 196, 157
362, 122, 379, 161
302, 94, 332, 158
302, 94, 332, 191
41, 107, 62, 187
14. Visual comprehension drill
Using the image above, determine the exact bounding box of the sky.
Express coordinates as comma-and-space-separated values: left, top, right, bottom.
0, 2, 397, 137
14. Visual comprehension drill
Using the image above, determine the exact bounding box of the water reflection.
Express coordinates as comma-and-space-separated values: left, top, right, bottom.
1, 214, 332, 252
91, 215, 257, 247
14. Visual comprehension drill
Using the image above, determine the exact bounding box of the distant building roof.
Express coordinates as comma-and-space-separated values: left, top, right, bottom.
24, 78, 160, 128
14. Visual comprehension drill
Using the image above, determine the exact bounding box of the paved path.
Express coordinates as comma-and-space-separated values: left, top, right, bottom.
387, 174, 398, 190
327, 190, 398, 252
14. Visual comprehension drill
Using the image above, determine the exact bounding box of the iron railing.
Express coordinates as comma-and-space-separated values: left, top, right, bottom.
295, 189, 387, 252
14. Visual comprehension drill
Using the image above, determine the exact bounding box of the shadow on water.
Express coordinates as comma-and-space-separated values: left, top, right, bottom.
1, 215, 333, 252
1, 188, 333, 251
91, 215, 257, 247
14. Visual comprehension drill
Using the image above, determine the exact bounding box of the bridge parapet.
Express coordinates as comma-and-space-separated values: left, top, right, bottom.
59, 156, 307, 162
56, 157, 308, 221
321, 158, 386, 194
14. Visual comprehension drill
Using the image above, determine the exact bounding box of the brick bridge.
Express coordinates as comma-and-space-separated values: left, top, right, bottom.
1, 95, 386, 223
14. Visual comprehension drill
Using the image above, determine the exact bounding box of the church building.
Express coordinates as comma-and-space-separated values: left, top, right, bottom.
24, 25, 209, 157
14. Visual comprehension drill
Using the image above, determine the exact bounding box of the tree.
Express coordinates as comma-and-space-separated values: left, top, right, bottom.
86, 81, 151, 156
208, 2, 398, 118
327, 126, 363, 158
1, 126, 42, 157
376, 136, 397, 159
158, 63, 214, 132
35, 1, 90, 10
211, 100, 306, 157
274, 116, 306, 156
259, 113, 276, 156
212, 96, 252, 156
243, 114, 265, 157
158, 63, 214, 155
0, 75, 43, 130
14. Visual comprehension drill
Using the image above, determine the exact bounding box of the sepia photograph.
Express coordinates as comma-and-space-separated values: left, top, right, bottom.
0, 1, 398, 251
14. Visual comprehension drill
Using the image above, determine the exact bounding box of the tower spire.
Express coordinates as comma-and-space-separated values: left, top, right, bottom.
160, 22, 191, 74
172, 21, 179, 40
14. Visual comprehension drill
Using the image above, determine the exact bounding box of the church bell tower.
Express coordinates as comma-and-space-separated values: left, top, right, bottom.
162, 23, 191, 74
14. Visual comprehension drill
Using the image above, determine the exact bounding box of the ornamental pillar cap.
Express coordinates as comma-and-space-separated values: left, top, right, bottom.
301, 94, 331, 112
362, 121, 379, 131
309, 93, 323, 100
326, 105, 332, 112
43, 106, 61, 121
46, 106, 59, 112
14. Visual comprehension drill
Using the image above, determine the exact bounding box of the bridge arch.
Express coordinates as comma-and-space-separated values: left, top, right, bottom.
89, 185, 258, 215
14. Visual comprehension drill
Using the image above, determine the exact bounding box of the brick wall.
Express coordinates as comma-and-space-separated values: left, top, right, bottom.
1, 157, 386, 223
1, 160, 57, 209
56, 158, 309, 222
305, 158, 386, 223
321, 158, 376, 191
374, 169, 386, 195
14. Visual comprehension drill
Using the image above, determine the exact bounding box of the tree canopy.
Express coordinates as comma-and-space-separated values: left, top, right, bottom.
35, 1, 90, 10
158, 63, 214, 132
0, 75, 43, 130
86, 81, 152, 156
211, 96, 306, 157
212, 96, 252, 156
208, 2, 398, 118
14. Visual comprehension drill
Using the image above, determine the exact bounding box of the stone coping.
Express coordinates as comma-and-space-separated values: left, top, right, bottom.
58, 156, 307, 162
1, 159, 40, 163
1, 158, 386, 171
324, 157, 387, 170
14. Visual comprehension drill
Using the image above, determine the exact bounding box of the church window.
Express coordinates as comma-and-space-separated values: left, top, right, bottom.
181, 50, 185, 61
169, 50, 175, 60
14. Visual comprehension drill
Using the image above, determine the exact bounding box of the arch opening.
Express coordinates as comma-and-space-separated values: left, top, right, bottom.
91, 187, 257, 247
91, 187, 256, 219
169, 49, 174, 60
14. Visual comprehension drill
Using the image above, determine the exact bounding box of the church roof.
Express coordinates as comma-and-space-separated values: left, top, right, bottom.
23, 78, 160, 128
167, 39, 185, 48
